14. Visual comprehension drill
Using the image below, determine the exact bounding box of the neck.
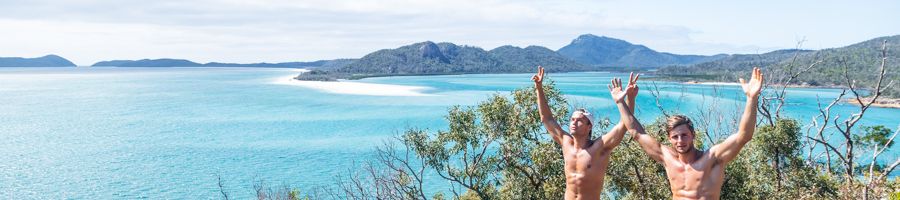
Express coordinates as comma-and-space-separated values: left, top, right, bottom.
675, 147, 700, 163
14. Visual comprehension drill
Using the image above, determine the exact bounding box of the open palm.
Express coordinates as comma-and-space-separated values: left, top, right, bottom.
740, 67, 764, 98
609, 78, 627, 103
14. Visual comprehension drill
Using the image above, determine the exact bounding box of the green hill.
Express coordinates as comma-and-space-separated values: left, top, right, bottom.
557, 34, 726, 68
657, 49, 815, 75
331, 41, 587, 75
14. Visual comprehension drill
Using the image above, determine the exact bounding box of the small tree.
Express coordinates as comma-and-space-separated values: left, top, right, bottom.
403, 81, 569, 199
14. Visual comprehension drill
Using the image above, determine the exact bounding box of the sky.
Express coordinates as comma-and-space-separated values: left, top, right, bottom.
1, 0, 898, 66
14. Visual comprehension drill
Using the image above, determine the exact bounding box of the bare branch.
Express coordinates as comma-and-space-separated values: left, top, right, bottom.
647, 81, 671, 118
807, 136, 849, 166
875, 125, 900, 182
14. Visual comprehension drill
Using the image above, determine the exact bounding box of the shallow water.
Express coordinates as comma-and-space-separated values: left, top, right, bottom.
0, 67, 897, 199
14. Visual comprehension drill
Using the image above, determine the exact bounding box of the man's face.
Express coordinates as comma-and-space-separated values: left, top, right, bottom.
668, 125, 694, 154
568, 112, 592, 136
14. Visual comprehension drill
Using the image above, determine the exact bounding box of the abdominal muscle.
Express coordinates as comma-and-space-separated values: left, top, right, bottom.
563, 151, 609, 200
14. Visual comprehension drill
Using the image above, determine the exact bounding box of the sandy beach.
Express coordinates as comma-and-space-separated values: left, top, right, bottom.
273, 70, 434, 96
846, 97, 900, 109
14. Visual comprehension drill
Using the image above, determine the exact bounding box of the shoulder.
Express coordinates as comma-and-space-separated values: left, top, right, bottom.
587, 139, 606, 154
658, 146, 678, 163
659, 145, 677, 157
697, 149, 721, 166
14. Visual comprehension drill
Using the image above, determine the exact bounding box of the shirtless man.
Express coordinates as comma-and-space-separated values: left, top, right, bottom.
532, 66, 640, 200
611, 67, 764, 199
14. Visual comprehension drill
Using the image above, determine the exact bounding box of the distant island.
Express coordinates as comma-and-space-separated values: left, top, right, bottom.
91, 58, 355, 68
313, 41, 588, 79
0, 54, 354, 69
0, 54, 76, 67
295, 34, 732, 81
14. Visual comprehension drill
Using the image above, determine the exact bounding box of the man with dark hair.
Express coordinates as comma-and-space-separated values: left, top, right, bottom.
532, 66, 640, 199
612, 67, 764, 199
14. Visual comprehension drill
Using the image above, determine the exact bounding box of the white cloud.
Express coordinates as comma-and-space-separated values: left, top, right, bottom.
0, 0, 897, 65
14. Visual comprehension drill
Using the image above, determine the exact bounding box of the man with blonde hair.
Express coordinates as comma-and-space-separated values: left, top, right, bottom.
612, 67, 764, 199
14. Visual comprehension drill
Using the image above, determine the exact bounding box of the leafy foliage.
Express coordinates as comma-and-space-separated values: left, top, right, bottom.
603, 118, 676, 199
403, 81, 570, 199
855, 125, 895, 150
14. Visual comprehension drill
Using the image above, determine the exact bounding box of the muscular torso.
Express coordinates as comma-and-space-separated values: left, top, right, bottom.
561, 137, 611, 200
661, 148, 725, 200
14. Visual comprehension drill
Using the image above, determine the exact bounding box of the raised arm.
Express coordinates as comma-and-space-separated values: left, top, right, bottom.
711, 67, 764, 164
610, 77, 665, 162
533, 66, 567, 145
600, 72, 639, 151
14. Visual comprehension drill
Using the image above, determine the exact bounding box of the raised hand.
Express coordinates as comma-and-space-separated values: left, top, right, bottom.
625, 72, 640, 98
739, 67, 764, 98
532, 66, 545, 85
608, 77, 627, 103
533, 65, 567, 145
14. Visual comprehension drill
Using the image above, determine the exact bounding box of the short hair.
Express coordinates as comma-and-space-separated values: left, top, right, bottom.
666, 115, 695, 135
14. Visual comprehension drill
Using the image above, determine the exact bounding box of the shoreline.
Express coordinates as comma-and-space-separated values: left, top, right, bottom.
681, 81, 740, 86
682, 80, 846, 89
845, 97, 900, 109
682, 80, 900, 109
286, 70, 900, 108
307, 69, 645, 81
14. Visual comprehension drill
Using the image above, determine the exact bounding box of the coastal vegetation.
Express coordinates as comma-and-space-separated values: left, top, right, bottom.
265, 44, 899, 199
293, 69, 337, 82
270, 82, 898, 199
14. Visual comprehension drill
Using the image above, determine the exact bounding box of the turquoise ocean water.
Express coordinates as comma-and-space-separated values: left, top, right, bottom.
1, 67, 897, 199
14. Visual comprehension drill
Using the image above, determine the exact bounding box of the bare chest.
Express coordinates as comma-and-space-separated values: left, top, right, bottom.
665, 158, 725, 197
563, 150, 609, 179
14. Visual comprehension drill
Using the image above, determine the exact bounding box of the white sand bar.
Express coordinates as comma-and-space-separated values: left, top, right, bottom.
273, 70, 434, 96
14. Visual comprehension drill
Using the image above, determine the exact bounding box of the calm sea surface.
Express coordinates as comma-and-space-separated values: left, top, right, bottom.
1, 67, 897, 199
